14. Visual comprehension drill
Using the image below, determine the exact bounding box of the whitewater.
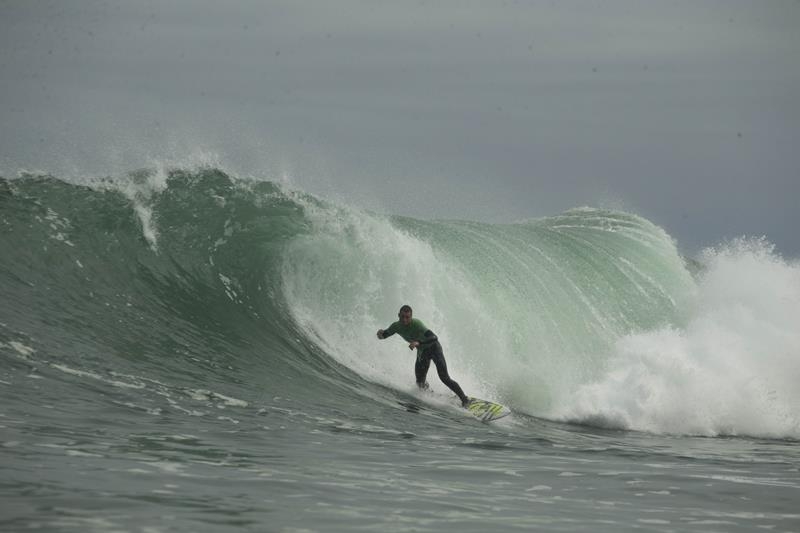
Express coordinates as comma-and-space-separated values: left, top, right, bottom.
1, 167, 799, 532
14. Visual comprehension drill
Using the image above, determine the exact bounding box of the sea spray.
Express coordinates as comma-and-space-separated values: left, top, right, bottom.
556, 237, 800, 437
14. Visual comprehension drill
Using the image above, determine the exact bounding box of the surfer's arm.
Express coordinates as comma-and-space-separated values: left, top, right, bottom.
377, 324, 396, 340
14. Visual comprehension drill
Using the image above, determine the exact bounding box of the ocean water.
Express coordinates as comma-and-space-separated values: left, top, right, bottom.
1, 168, 798, 532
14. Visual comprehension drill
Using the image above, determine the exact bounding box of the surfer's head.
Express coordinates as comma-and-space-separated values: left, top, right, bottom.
398, 305, 412, 325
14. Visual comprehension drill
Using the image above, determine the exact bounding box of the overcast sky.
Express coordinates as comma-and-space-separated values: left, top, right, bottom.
2, 0, 798, 255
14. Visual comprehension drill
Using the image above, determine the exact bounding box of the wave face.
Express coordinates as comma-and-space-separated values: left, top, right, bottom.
2, 169, 798, 438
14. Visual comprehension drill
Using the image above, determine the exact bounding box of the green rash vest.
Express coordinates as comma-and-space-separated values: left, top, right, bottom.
382, 318, 439, 353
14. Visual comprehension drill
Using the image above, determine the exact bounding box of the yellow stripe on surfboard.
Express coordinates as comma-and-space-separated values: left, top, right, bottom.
465, 398, 509, 422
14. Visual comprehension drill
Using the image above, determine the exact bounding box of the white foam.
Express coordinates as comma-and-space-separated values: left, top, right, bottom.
65, 449, 103, 458
185, 389, 248, 407
555, 238, 800, 438
148, 461, 185, 474
51, 363, 145, 390
7, 341, 35, 358
218, 273, 242, 303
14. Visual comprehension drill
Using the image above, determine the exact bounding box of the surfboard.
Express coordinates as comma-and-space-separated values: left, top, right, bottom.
465, 397, 510, 422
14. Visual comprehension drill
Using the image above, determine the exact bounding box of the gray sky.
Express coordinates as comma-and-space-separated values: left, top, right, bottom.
2, 0, 799, 256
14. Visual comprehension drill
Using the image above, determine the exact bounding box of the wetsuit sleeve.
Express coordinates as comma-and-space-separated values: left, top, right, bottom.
381, 323, 397, 339
419, 330, 438, 346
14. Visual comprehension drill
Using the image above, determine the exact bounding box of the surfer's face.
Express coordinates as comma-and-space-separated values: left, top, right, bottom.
398, 310, 412, 325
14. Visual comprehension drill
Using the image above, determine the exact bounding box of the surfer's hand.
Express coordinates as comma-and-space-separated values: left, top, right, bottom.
377, 329, 384, 339
409, 341, 419, 350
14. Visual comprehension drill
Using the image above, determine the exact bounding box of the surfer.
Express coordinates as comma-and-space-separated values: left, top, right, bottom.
377, 305, 471, 408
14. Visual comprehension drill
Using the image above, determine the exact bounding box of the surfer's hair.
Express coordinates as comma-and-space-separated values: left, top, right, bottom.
398, 305, 413, 316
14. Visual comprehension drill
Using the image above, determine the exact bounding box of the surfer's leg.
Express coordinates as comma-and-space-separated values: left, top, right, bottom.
430, 350, 469, 405
414, 352, 431, 390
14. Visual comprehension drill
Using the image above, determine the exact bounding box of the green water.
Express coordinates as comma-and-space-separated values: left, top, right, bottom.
1, 169, 798, 532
